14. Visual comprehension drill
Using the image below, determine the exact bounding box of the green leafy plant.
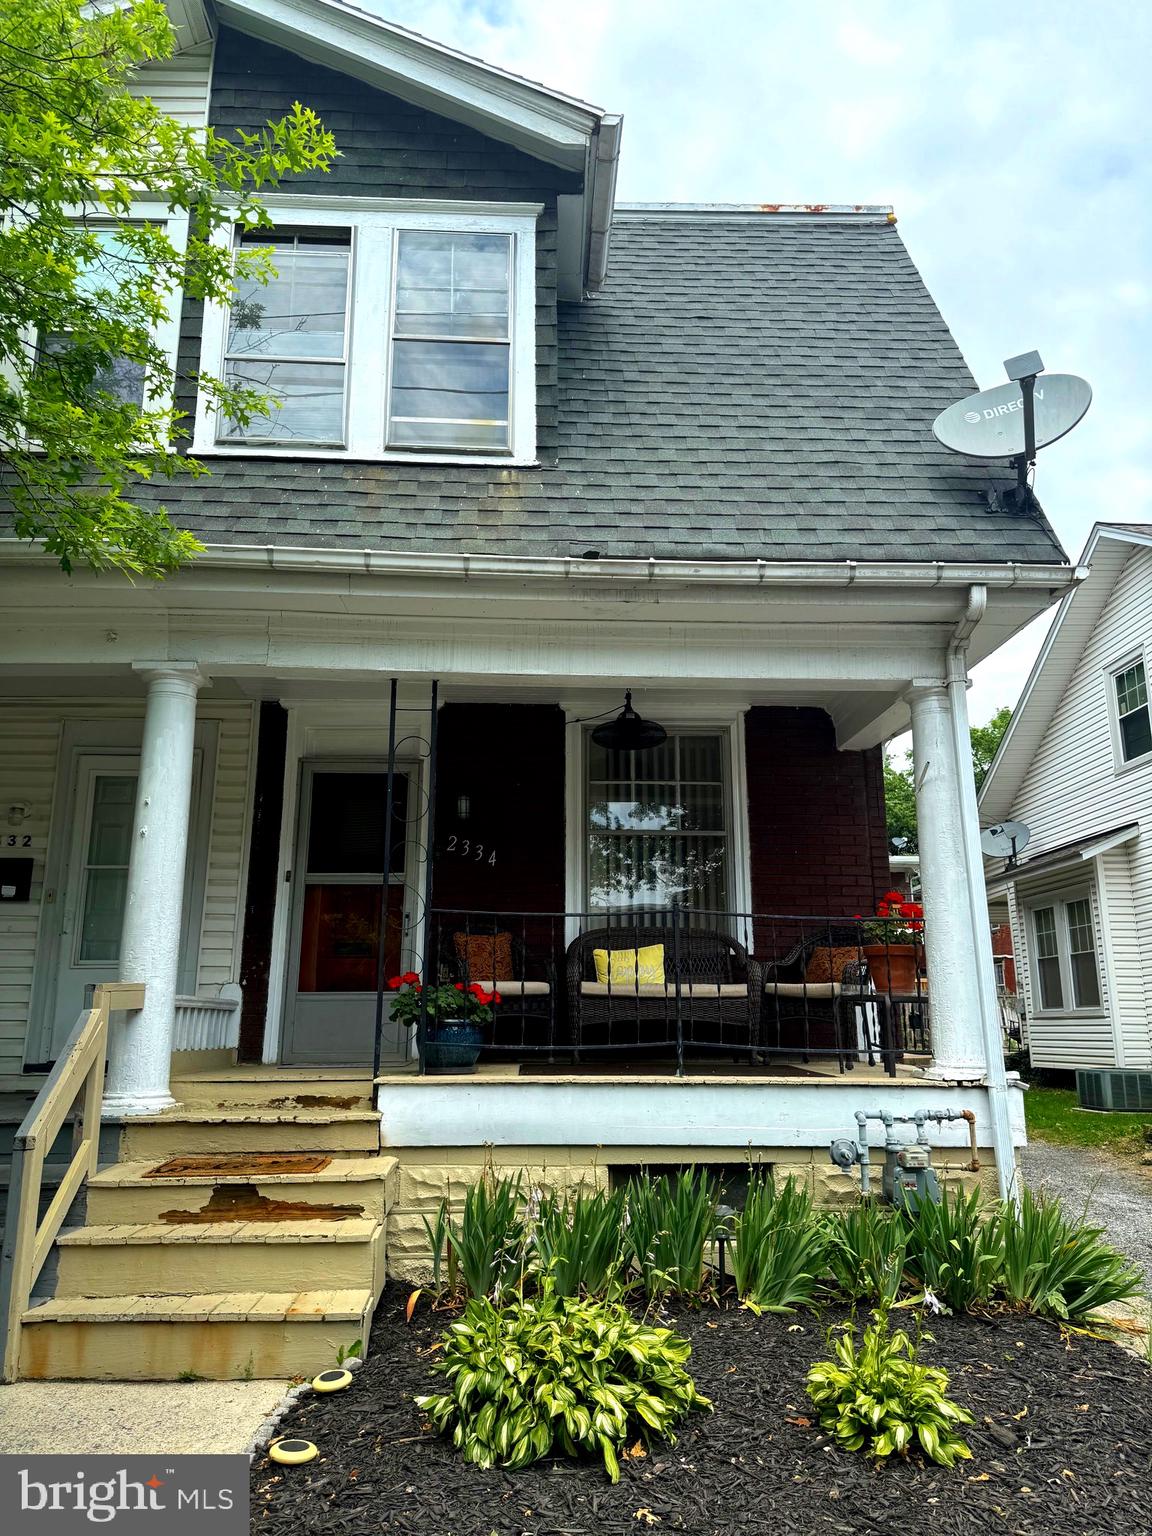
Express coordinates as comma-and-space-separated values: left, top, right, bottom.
728, 1173, 827, 1314
448, 1172, 527, 1300
624, 1169, 717, 1298
998, 1188, 1144, 1319
806, 1308, 974, 1466
387, 973, 500, 1028
335, 1339, 363, 1366
824, 1201, 909, 1304
901, 1186, 1003, 1313
415, 1287, 710, 1481
531, 1185, 628, 1298
421, 1197, 458, 1299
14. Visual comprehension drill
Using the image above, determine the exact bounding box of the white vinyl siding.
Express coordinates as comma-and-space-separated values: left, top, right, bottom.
127, 42, 212, 130
0, 698, 255, 1081
1004, 543, 1152, 1070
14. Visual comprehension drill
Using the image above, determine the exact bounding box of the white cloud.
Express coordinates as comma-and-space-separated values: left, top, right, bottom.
361, 0, 1149, 712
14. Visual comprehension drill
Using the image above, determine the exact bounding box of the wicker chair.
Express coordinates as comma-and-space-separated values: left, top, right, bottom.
437, 926, 558, 1053
565, 924, 762, 1060
761, 930, 873, 1068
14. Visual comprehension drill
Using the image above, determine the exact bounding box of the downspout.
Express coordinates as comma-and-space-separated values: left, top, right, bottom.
945, 585, 1018, 1204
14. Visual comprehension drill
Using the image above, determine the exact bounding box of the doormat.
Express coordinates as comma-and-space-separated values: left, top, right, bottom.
143, 1153, 333, 1177
520, 1061, 825, 1078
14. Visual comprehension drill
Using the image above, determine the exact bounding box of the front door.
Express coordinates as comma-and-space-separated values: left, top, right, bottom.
282, 762, 419, 1065
35, 753, 203, 1062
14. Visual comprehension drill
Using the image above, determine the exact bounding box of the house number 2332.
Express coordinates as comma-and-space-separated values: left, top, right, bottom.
446, 835, 496, 866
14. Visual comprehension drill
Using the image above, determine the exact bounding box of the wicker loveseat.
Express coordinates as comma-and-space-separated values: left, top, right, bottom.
565, 924, 763, 1059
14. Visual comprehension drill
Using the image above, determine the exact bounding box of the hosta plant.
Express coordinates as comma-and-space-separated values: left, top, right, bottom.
806, 1309, 974, 1467
729, 1173, 827, 1314
823, 1200, 908, 1305
998, 1187, 1144, 1319
624, 1169, 718, 1298
901, 1185, 1003, 1313
415, 1288, 711, 1481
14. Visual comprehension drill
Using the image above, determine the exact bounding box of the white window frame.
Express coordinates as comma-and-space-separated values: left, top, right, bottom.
1023, 884, 1105, 1018
4, 201, 188, 439
1106, 648, 1152, 773
192, 196, 540, 465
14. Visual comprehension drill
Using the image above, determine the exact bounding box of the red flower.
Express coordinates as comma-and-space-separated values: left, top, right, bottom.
387, 975, 404, 989
401, 971, 420, 986
492, 991, 502, 1005
883, 889, 904, 903
877, 902, 890, 919
454, 982, 465, 991
467, 982, 487, 997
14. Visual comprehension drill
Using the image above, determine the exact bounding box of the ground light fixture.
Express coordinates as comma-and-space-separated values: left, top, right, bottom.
268, 1438, 319, 1465
590, 691, 668, 753
312, 1368, 354, 1393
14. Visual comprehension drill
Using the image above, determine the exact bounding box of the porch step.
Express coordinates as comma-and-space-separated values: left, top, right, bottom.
19, 1289, 374, 1381
120, 1107, 381, 1159
169, 1070, 374, 1110
56, 1218, 384, 1298
86, 1155, 398, 1225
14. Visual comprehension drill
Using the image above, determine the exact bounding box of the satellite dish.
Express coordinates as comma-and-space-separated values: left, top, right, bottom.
933, 374, 1092, 460
980, 821, 1031, 866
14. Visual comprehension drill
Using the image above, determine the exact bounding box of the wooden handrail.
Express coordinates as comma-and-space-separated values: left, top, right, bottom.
0, 981, 144, 1382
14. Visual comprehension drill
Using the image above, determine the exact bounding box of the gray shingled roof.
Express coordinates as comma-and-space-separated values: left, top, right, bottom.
140, 209, 1069, 564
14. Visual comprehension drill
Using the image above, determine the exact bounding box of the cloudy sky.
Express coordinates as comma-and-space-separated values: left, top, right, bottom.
372, 0, 1148, 725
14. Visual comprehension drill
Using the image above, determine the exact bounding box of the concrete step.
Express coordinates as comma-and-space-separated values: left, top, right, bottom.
169, 1071, 374, 1110
120, 1107, 381, 1159
56, 1218, 385, 1297
86, 1155, 398, 1224
19, 1289, 374, 1380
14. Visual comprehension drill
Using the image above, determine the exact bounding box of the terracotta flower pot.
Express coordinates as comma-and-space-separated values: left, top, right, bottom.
862, 943, 923, 994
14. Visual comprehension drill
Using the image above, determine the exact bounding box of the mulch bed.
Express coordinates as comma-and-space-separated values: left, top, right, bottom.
251, 1280, 1152, 1536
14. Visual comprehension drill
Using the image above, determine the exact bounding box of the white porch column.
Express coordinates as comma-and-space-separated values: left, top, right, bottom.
907, 681, 986, 1080
103, 662, 204, 1116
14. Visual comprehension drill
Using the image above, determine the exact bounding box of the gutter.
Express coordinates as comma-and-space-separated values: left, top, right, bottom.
945, 585, 1019, 1204
584, 115, 622, 294
0, 538, 1084, 592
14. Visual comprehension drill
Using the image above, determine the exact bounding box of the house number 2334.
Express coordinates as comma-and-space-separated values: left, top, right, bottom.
446, 835, 496, 866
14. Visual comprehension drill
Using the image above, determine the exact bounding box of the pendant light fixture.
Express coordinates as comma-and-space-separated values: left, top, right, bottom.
590, 691, 667, 753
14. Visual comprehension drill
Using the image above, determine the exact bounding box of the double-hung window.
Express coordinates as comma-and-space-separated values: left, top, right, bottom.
1111, 658, 1151, 766
39, 227, 148, 407
221, 230, 351, 445
1027, 891, 1102, 1012
196, 201, 537, 461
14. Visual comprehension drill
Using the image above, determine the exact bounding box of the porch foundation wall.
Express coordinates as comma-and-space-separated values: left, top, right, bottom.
383, 1140, 1006, 1282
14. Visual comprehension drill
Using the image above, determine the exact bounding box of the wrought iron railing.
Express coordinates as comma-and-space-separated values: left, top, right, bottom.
392, 908, 931, 1079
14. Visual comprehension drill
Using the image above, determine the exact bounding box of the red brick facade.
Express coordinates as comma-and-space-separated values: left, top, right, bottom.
744, 707, 890, 959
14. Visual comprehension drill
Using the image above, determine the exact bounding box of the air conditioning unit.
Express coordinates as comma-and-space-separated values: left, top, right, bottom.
1076, 1069, 1152, 1112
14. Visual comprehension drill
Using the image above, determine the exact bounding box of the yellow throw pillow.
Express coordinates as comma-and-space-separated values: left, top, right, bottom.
592, 943, 665, 986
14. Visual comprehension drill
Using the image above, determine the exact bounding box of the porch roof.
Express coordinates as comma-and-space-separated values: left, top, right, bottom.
132, 210, 1067, 569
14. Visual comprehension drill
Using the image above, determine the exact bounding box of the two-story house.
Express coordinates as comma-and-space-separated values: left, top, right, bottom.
0, 0, 1077, 1379
980, 523, 1152, 1097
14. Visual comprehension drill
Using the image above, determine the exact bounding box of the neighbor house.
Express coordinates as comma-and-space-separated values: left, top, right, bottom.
0, 0, 1076, 1380
979, 523, 1152, 1095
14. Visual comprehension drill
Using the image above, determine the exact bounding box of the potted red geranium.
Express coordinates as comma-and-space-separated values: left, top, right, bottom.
859, 891, 925, 994
387, 972, 501, 1073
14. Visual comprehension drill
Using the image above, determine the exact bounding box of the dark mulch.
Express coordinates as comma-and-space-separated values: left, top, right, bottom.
251, 1281, 1152, 1536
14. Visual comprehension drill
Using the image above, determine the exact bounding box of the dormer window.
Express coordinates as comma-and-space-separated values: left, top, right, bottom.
195, 200, 538, 463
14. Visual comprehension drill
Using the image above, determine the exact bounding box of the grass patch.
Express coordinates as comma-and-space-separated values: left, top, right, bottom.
1025, 1086, 1152, 1152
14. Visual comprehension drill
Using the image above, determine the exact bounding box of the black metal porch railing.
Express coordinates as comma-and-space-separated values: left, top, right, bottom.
397, 908, 931, 1079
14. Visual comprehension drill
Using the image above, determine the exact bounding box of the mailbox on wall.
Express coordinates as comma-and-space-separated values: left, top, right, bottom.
0, 858, 33, 902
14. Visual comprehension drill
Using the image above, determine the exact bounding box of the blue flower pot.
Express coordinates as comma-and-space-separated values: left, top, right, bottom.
422, 1019, 484, 1073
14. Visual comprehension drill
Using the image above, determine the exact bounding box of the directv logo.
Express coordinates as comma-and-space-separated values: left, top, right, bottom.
965, 390, 1044, 426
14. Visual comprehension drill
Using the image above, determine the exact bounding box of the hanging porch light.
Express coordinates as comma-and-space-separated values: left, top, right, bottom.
590, 691, 667, 753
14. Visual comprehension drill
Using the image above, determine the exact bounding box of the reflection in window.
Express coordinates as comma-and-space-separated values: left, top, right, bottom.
76, 775, 136, 965
221, 230, 351, 444
587, 733, 728, 915
1065, 897, 1101, 1008
40, 228, 148, 407
388, 231, 511, 450
1032, 906, 1063, 1011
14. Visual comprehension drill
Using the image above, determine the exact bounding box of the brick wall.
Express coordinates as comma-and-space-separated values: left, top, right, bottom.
744, 706, 890, 959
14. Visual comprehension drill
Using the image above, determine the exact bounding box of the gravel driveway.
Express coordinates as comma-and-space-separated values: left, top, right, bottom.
1019, 1140, 1152, 1291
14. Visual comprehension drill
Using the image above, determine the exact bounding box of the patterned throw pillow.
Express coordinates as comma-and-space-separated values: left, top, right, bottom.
805, 946, 860, 984
453, 931, 514, 981
592, 943, 666, 986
